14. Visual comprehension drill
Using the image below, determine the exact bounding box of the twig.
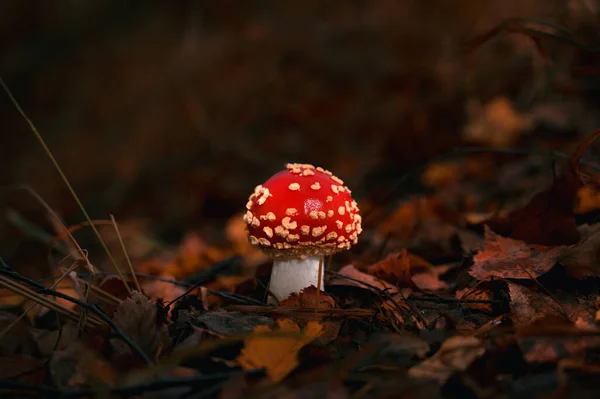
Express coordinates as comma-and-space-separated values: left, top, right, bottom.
0, 78, 129, 292
110, 213, 142, 292
0, 275, 103, 329
412, 293, 502, 305
224, 305, 375, 317
0, 265, 153, 365
0, 261, 84, 341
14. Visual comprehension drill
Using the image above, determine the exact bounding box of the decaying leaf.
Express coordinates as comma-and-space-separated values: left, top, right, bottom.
456, 287, 494, 313
470, 226, 568, 280
280, 286, 336, 309
517, 318, 600, 364
110, 291, 171, 359
559, 223, 600, 278
508, 282, 597, 329
367, 250, 413, 288
192, 311, 273, 336
463, 97, 531, 147
237, 318, 323, 382
329, 264, 401, 295
408, 335, 485, 383
484, 129, 600, 247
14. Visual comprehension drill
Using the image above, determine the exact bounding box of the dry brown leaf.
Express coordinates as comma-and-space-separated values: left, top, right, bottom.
0, 311, 36, 356
110, 291, 171, 359
140, 272, 187, 303
408, 335, 485, 383
560, 223, 600, 278
463, 97, 531, 147
329, 264, 402, 295
508, 282, 597, 329
280, 286, 335, 310
516, 318, 600, 364
421, 161, 462, 187
367, 250, 413, 288
0, 354, 45, 385
483, 130, 600, 247
456, 287, 493, 313
237, 318, 323, 382
575, 186, 600, 214
470, 226, 568, 280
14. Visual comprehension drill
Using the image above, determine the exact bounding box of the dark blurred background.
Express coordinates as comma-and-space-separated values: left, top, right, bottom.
2, 1, 600, 272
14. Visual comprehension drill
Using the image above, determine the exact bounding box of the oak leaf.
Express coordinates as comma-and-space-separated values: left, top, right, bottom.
237, 318, 323, 382
470, 226, 568, 280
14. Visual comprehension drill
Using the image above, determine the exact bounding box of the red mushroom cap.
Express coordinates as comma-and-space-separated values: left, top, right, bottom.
243, 163, 362, 259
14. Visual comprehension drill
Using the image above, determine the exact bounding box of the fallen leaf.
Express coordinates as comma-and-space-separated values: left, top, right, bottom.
516, 318, 600, 364
367, 250, 413, 288
484, 129, 600, 246
0, 311, 36, 356
192, 311, 273, 336
408, 335, 485, 383
508, 282, 597, 329
463, 97, 531, 147
360, 333, 430, 369
575, 185, 600, 214
110, 291, 171, 359
141, 272, 187, 303
421, 161, 462, 188
280, 286, 336, 309
237, 318, 323, 382
329, 264, 401, 295
470, 226, 568, 280
0, 354, 45, 384
559, 223, 600, 278
456, 287, 493, 313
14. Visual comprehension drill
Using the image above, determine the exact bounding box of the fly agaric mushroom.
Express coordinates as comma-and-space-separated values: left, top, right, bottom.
243, 163, 362, 302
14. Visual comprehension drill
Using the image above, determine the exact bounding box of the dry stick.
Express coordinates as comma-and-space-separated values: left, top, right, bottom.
0, 276, 103, 329
0, 261, 84, 341
110, 214, 142, 292
19, 186, 96, 274
0, 267, 153, 365
0, 78, 130, 294
73, 276, 123, 305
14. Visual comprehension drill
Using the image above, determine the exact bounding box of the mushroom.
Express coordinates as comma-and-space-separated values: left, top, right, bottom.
243, 163, 362, 302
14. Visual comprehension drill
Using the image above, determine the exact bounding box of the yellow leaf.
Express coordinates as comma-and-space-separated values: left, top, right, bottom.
237, 319, 323, 382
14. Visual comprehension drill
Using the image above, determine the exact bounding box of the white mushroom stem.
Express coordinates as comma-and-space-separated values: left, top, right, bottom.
268, 256, 324, 303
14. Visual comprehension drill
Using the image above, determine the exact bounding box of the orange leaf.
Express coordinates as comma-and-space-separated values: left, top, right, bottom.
368, 250, 413, 287
470, 226, 568, 280
237, 319, 323, 382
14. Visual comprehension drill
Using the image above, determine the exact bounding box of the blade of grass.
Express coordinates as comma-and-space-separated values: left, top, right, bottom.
0, 261, 83, 340
0, 78, 130, 294
110, 214, 142, 292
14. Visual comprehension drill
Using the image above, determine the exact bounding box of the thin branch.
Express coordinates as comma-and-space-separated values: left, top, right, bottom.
0, 78, 128, 292
0, 263, 152, 365
110, 214, 142, 292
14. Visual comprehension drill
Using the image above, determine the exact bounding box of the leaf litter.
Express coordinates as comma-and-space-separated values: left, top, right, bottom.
4, 7, 600, 399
